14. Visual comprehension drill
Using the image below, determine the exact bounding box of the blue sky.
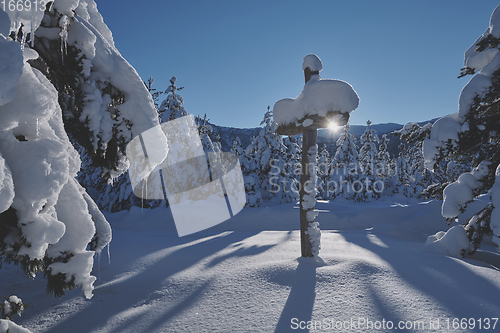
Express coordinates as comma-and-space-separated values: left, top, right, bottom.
97, 1, 499, 128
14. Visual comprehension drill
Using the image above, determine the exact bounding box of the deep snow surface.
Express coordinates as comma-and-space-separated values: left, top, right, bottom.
3, 199, 500, 332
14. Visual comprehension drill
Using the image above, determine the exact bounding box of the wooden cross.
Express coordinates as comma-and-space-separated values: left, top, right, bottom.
275, 57, 351, 257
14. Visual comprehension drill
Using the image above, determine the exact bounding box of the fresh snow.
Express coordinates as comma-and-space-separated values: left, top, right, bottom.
0, 320, 31, 333
463, 5, 500, 72
3, 199, 500, 332
423, 225, 469, 258
0, 0, 117, 303
302, 54, 323, 72
491, 164, 500, 248
273, 54, 359, 125
422, 113, 462, 170
441, 161, 490, 219
2, 2, 500, 332
0, 151, 14, 213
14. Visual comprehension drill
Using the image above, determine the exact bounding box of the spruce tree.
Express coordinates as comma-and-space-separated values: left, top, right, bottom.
145, 76, 164, 113
252, 107, 291, 203
230, 137, 244, 157
423, 5, 500, 254
377, 133, 396, 196
242, 135, 262, 207
393, 122, 434, 200
356, 120, 382, 201
159, 76, 187, 122
317, 145, 331, 199
329, 125, 360, 199
0, 2, 138, 300
282, 136, 302, 200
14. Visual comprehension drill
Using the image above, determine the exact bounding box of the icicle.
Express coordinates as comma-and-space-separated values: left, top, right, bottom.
59, 15, 69, 65
141, 177, 145, 212
107, 243, 111, 265
97, 252, 101, 285
30, 15, 34, 48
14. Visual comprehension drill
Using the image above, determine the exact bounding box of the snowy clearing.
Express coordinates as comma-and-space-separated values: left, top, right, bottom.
3, 199, 500, 332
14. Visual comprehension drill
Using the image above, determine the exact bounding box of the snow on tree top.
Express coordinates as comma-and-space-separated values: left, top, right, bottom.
459, 5, 500, 118
273, 75, 359, 125
303, 54, 323, 71
489, 5, 500, 38
464, 5, 500, 73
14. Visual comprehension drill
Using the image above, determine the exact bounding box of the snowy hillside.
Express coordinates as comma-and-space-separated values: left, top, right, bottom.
318, 122, 402, 139
3, 199, 500, 332
210, 123, 261, 152
215, 120, 416, 157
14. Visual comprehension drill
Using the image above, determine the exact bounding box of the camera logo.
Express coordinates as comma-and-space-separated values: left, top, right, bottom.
126, 115, 246, 236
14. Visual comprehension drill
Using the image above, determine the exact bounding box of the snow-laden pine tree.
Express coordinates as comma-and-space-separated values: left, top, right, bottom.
242, 135, 262, 207
359, 120, 380, 174
329, 125, 360, 199
377, 133, 397, 195
355, 120, 382, 201
1, 0, 161, 301
159, 76, 187, 123
423, 5, 500, 254
97, 78, 208, 212
391, 122, 433, 200
317, 145, 331, 199
243, 107, 298, 204
230, 137, 244, 157
282, 136, 302, 197
378, 133, 391, 166
197, 114, 222, 155
145, 76, 164, 113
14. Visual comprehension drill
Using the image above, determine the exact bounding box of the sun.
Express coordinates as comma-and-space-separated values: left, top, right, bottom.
327, 121, 341, 133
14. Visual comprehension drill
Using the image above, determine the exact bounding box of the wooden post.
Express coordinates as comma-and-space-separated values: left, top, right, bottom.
300, 127, 317, 257
299, 69, 317, 257
275, 55, 356, 257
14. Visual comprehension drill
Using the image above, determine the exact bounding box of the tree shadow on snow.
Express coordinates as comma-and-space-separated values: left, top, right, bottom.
25, 230, 272, 333
274, 257, 325, 333
206, 243, 277, 268
342, 229, 500, 321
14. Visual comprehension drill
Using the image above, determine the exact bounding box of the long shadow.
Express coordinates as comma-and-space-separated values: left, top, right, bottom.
342, 229, 500, 321
206, 243, 276, 267
32, 229, 269, 333
274, 257, 324, 333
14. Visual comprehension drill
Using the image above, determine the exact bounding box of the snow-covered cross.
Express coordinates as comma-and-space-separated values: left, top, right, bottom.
273, 54, 359, 257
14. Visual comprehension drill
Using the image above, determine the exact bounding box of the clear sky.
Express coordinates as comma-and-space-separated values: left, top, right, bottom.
97, 0, 500, 128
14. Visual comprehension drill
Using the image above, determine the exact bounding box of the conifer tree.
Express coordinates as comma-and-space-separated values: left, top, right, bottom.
159, 76, 187, 122
242, 135, 262, 207
282, 136, 302, 199
231, 137, 244, 157
392, 122, 433, 199
355, 120, 382, 201
359, 120, 380, 175
253, 107, 292, 202
317, 145, 331, 199
423, 5, 500, 254
377, 133, 396, 196
0, 1, 140, 301
329, 125, 360, 199
197, 114, 222, 155
144, 76, 164, 113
